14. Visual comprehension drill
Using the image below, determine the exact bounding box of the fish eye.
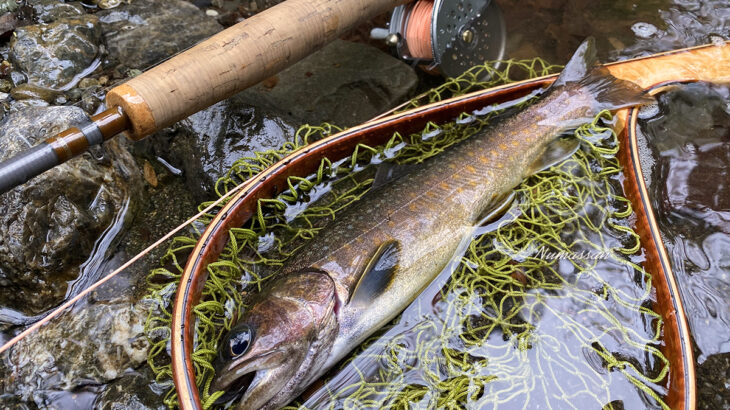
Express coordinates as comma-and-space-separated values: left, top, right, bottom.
229, 324, 254, 357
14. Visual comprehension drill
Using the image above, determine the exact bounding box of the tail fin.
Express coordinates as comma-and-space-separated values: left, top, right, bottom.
578, 66, 656, 110
553, 37, 655, 110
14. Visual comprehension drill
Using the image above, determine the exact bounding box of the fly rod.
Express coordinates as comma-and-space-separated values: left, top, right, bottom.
0, 0, 409, 194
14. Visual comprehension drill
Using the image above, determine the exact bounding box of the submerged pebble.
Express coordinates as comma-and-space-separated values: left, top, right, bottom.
711, 35, 726, 46
0, 78, 10, 93
98, 0, 123, 9
0, 301, 150, 406
631, 22, 658, 38
82, 0, 124, 9
97, 0, 222, 70
80, 84, 105, 113
31, 0, 85, 23
0, 0, 17, 14
9, 83, 60, 102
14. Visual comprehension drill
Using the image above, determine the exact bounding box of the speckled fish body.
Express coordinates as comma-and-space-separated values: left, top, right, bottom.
212, 38, 654, 410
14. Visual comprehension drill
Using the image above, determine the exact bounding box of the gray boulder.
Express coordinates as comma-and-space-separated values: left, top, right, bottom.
98, 0, 222, 70
29, 0, 86, 24
0, 106, 141, 315
10, 14, 102, 90
241, 39, 419, 127
95, 370, 166, 410
139, 94, 296, 200
0, 300, 150, 407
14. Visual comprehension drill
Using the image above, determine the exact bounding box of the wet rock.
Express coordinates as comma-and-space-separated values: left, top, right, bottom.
8, 70, 25, 87
0, 60, 11, 77
80, 84, 105, 113
139, 94, 296, 200
0, 300, 150, 407
9, 83, 60, 102
0, 0, 18, 14
95, 370, 165, 410
0, 106, 141, 316
65, 87, 83, 103
29, 0, 85, 23
0, 11, 17, 37
78, 77, 100, 89
82, 0, 125, 10
241, 39, 418, 127
0, 78, 11, 93
9, 14, 102, 90
207, 0, 284, 24
98, 0, 222, 70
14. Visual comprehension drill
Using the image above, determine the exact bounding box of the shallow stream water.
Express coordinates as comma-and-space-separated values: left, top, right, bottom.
638, 83, 730, 408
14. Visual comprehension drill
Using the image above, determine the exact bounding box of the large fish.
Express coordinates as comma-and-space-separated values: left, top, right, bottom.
211, 38, 653, 409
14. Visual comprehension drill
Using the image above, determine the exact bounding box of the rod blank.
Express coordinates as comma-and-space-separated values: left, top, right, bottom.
0, 143, 59, 194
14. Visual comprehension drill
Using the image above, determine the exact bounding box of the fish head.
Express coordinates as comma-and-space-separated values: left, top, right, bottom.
212, 270, 339, 409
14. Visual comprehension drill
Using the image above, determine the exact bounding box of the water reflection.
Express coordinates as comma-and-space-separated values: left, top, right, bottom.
637, 82, 730, 407
499, 0, 730, 63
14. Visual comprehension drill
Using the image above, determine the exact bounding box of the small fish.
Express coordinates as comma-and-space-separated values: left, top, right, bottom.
211, 38, 653, 410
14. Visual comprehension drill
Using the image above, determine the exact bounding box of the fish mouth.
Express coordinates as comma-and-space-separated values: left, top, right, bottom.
213, 371, 256, 405
212, 350, 286, 405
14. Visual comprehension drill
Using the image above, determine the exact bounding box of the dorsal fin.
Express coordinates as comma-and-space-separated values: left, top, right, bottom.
349, 240, 400, 305
552, 37, 598, 88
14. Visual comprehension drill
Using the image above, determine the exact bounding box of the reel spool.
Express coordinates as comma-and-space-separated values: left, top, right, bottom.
372, 0, 507, 77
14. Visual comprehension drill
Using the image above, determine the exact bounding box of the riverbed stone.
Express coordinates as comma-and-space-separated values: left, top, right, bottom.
138, 94, 297, 200
9, 14, 102, 90
0, 106, 141, 316
0, 300, 150, 407
29, 0, 85, 23
241, 39, 419, 127
98, 0, 222, 70
95, 369, 165, 410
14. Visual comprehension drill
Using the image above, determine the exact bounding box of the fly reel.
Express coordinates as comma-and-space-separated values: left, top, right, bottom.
372, 0, 507, 77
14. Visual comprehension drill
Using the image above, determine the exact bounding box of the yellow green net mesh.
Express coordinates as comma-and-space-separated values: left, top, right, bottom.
142, 58, 669, 409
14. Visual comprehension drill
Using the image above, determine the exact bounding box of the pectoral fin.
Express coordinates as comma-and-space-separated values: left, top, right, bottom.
476, 191, 515, 226
527, 138, 580, 175
349, 240, 400, 305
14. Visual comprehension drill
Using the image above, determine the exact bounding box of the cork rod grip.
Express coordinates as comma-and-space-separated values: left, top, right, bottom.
106, 0, 406, 140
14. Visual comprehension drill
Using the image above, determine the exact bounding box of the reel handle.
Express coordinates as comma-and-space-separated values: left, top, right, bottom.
106, 0, 407, 141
